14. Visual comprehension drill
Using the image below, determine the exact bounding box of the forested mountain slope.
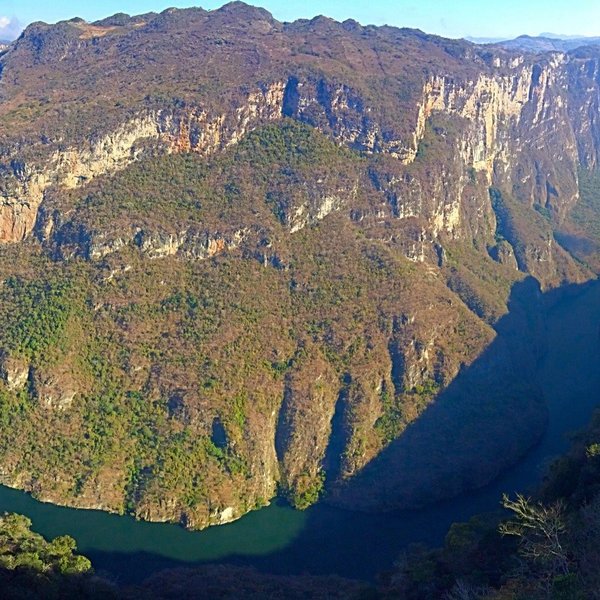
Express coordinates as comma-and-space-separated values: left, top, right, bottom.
0, 2, 599, 529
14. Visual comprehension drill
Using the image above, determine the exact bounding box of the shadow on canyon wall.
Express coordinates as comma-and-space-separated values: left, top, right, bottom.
327, 275, 551, 511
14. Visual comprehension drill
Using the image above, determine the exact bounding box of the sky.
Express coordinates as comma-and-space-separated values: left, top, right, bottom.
1, 0, 600, 42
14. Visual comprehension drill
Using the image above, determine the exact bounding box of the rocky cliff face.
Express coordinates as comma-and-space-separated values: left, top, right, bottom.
1, 81, 287, 244
1, 51, 593, 284
0, 3, 598, 528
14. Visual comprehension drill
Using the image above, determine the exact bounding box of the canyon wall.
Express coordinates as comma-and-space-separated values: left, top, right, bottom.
0, 6, 599, 526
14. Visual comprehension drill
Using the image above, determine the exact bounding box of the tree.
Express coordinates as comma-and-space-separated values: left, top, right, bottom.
500, 493, 571, 594
444, 579, 492, 600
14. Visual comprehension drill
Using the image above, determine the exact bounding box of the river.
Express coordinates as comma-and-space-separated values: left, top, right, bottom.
0, 280, 598, 585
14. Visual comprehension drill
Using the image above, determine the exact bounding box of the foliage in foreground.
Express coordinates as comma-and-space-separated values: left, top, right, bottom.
0, 512, 116, 599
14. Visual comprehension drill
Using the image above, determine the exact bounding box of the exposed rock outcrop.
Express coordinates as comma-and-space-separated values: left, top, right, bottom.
0, 355, 30, 391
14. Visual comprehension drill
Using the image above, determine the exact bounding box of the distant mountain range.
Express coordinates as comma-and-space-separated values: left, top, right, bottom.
467, 33, 600, 53
539, 32, 595, 39
465, 36, 506, 44
495, 34, 600, 52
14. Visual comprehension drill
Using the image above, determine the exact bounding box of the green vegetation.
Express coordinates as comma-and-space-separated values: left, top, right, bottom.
76, 154, 210, 221
0, 514, 90, 575
444, 241, 520, 324
557, 168, 600, 270
0, 276, 80, 362
237, 120, 358, 170
374, 389, 404, 445
0, 513, 115, 599
286, 470, 326, 510
373, 380, 441, 446
571, 169, 600, 241
55, 119, 361, 241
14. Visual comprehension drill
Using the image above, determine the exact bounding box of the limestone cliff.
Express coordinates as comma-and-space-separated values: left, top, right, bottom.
1, 55, 593, 285
1, 82, 287, 244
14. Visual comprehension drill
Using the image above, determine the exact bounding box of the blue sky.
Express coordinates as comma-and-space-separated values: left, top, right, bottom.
1, 0, 600, 41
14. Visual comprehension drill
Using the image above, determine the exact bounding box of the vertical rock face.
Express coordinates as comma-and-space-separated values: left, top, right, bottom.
0, 48, 596, 267
567, 53, 600, 170
275, 349, 340, 507
412, 66, 533, 175
0, 55, 593, 286
0, 81, 288, 244
273, 55, 598, 286
0, 355, 30, 391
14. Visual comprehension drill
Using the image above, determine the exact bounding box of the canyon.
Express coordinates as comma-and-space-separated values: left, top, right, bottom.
0, 2, 599, 532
